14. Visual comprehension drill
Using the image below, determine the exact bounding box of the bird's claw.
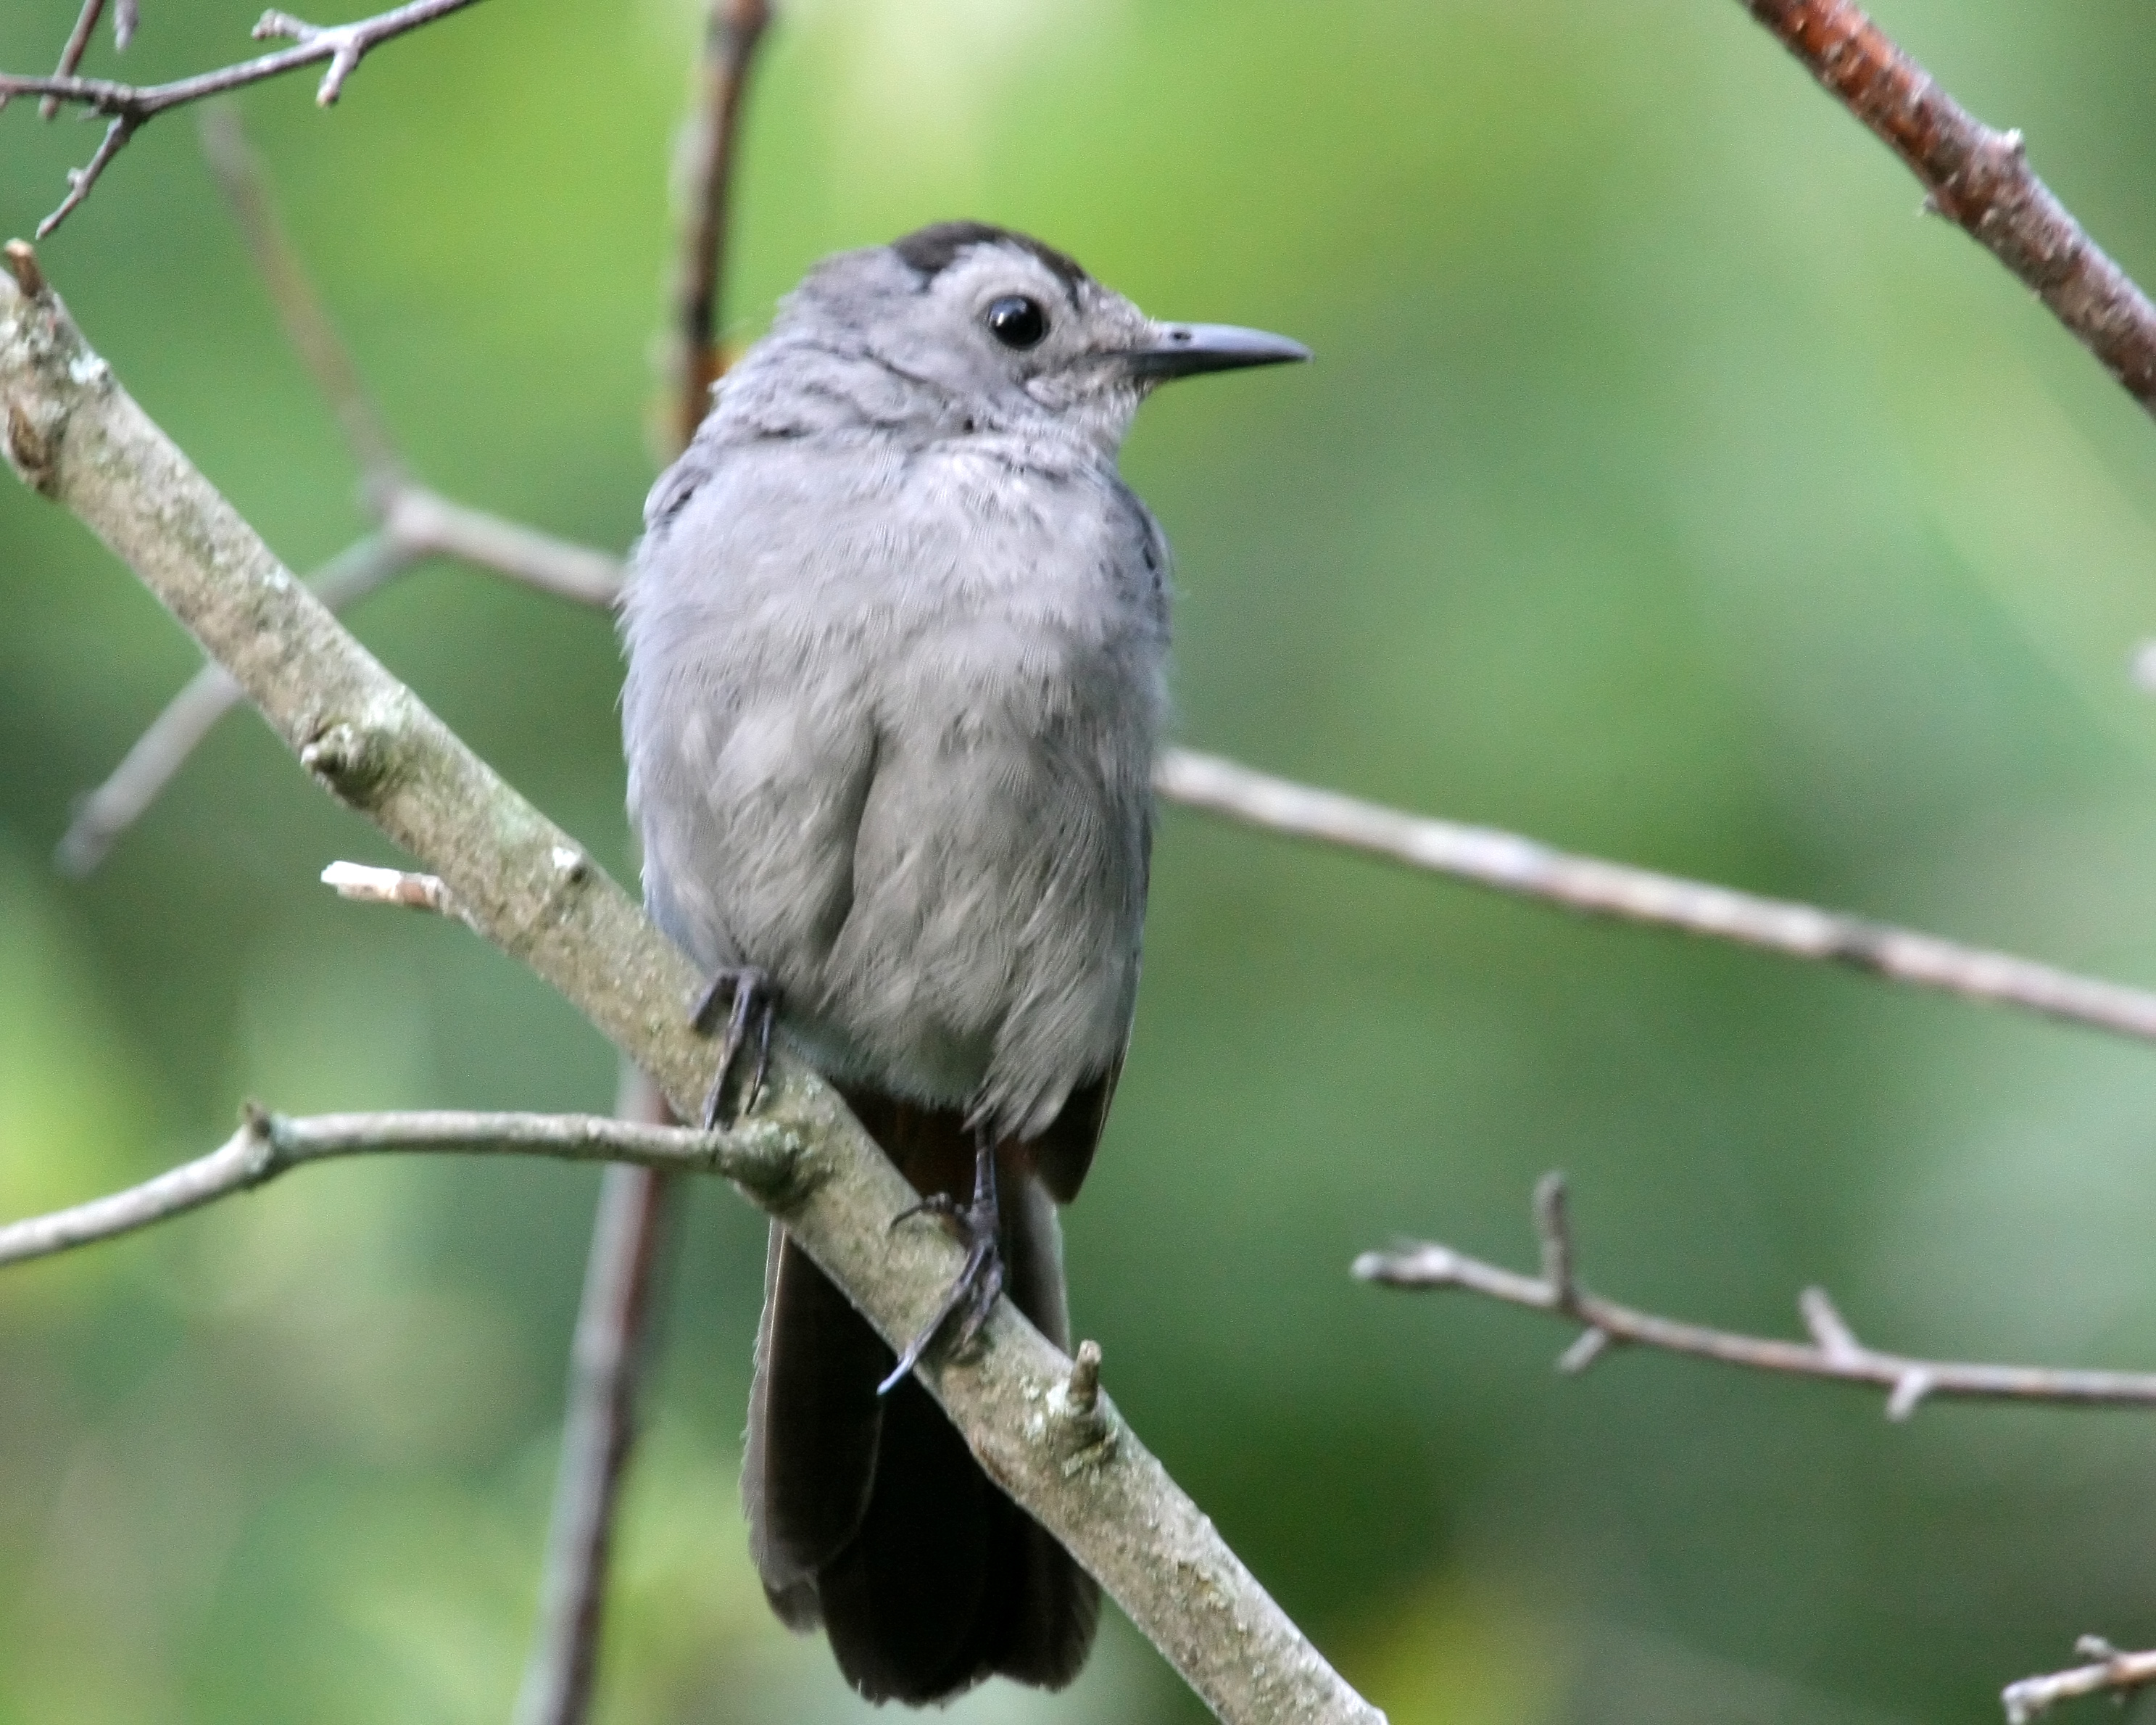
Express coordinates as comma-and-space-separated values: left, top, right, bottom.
879, 1134, 1003, 1394
690, 965, 777, 1128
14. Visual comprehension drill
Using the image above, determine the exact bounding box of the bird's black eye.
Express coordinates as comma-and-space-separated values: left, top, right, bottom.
985, 294, 1047, 349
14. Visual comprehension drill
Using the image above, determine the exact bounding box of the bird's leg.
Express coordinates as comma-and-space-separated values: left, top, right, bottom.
689, 965, 777, 1127
878, 1128, 1004, 1394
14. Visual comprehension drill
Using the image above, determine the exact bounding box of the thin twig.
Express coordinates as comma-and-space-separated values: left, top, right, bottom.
513, 1070, 681, 1725
36, 0, 112, 121
1740, 0, 2156, 418
1, 0, 487, 235
671, 0, 770, 447
2002, 1638, 2156, 1724
0, 1105, 788, 1270
1357, 1175, 2156, 1418
1156, 748, 2156, 1048
381, 486, 621, 603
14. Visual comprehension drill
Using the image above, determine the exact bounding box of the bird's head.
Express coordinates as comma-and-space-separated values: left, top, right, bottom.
753, 220, 1308, 452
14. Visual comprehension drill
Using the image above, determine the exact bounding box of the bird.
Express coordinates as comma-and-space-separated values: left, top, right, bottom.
619, 220, 1306, 1704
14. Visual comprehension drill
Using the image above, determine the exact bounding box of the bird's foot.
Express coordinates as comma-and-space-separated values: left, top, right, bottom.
879, 1130, 1003, 1394
689, 965, 777, 1128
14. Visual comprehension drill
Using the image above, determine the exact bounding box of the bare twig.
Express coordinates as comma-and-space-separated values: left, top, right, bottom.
36, 0, 115, 121
0, 1104, 785, 1270
1156, 748, 2156, 1049
1740, 0, 2156, 418
513, 1070, 681, 1725
381, 487, 621, 603
1358, 1175, 2156, 1418
671, 0, 770, 447
2002, 1638, 2156, 1724
1, 0, 486, 235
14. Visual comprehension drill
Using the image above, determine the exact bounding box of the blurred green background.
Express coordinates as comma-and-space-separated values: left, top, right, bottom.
9, 1, 2156, 1719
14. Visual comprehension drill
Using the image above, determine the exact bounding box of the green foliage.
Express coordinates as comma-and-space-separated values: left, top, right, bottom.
9, 0, 2156, 1718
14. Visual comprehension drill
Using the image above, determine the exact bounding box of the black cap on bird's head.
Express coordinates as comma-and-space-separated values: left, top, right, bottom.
885, 219, 1311, 384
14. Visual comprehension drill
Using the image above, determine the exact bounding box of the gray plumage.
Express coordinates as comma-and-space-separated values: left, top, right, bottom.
620, 220, 1305, 1703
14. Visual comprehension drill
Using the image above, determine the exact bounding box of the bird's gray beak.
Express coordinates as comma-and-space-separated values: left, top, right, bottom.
1121, 322, 1311, 381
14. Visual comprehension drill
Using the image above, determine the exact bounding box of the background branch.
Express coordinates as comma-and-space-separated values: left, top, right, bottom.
670, 0, 768, 450
1158, 749, 2156, 1048
512, 1072, 682, 1725
0, 231, 1382, 1724
1358, 1174, 2156, 1419
1739, 0, 2156, 418
36, 0, 125, 122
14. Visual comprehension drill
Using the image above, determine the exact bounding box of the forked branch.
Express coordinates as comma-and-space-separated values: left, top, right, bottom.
0, 0, 486, 234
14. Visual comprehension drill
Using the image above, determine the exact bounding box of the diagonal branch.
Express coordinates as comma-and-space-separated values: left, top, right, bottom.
1358, 1174, 2156, 1419
1738, 0, 2156, 419
2002, 1639, 2156, 1724
0, 252, 1382, 1725
1, 0, 486, 235
1157, 748, 2156, 1048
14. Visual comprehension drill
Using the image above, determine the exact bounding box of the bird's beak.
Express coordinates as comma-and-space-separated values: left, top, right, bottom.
1120, 322, 1311, 381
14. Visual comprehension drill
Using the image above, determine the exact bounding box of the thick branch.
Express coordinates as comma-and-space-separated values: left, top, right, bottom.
1358, 1175, 2156, 1419
2002, 1639, 2156, 1724
1740, 0, 2156, 417
1, 0, 486, 235
1158, 748, 2156, 1048
0, 262, 1380, 1725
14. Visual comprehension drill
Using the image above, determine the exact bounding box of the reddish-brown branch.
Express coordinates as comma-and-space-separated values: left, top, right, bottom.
1741, 0, 2156, 415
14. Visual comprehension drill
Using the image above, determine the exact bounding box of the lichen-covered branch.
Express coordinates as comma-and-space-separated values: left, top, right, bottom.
1359, 1175, 2156, 1418
1738, 0, 2156, 418
0, 258, 1382, 1725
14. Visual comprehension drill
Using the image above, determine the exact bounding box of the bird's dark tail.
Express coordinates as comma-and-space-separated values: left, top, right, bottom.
742, 1093, 1101, 1704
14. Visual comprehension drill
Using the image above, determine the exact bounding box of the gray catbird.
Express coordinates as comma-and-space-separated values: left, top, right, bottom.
620, 221, 1306, 1704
